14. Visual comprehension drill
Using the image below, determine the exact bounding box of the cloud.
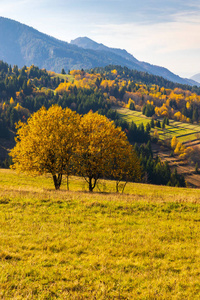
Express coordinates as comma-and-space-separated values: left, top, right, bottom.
93, 15, 200, 53
90, 9, 200, 76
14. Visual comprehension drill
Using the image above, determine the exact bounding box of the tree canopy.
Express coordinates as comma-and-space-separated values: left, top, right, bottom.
10, 105, 80, 189
75, 111, 141, 191
10, 106, 141, 191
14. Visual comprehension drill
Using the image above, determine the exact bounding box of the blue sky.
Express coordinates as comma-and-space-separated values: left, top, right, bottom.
0, 0, 200, 77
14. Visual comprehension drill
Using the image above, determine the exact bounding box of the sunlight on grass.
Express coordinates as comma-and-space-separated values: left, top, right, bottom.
0, 169, 200, 299
49, 72, 74, 83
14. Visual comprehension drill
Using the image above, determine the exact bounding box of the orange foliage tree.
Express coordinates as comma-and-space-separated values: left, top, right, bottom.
10, 105, 81, 190
75, 111, 141, 192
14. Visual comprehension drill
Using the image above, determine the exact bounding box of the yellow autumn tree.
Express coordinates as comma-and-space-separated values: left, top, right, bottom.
2, 102, 6, 110
186, 101, 191, 110
110, 144, 141, 193
174, 142, 185, 155
10, 97, 14, 105
111, 69, 118, 75
10, 105, 80, 190
126, 98, 135, 110
155, 104, 169, 117
171, 136, 178, 149
75, 111, 141, 192
179, 146, 193, 160
174, 111, 182, 121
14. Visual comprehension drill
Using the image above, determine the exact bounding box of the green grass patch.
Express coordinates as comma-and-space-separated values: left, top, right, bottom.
0, 169, 200, 299
117, 108, 151, 127
50, 72, 74, 82
117, 108, 200, 143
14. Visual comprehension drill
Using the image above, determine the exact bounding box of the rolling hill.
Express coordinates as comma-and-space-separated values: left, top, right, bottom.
0, 16, 198, 86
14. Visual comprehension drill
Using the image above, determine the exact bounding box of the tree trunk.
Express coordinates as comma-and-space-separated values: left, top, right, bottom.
116, 181, 119, 193
67, 175, 69, 191
89, 177, 97, 192
53, 174, 62, 190
121, 182, 127, 194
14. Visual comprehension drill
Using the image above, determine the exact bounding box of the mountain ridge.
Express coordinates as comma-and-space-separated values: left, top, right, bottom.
0, 16, 199, 86
71, 37, 199, 86
190, 73, 200, 84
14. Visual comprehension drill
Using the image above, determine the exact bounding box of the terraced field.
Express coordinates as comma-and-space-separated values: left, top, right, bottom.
117, 108, 200, 143
117, 108, 200, 188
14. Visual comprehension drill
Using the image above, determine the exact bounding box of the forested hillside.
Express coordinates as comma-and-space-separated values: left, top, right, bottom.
1, 62, 200, 135
1, 61, 200, 186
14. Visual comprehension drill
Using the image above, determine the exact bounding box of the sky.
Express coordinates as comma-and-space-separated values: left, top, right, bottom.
0, 0, 200, 78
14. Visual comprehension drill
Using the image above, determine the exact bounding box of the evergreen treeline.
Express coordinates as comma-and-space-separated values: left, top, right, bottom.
0, 62, 59, 100
142, 104, 155, 117
91, 65, 200, 95
134, 141, 186, 187
98, 108, 151, 144
0, 61, 110, 130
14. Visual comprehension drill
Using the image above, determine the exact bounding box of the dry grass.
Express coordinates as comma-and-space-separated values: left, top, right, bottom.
0, 169, 200, 299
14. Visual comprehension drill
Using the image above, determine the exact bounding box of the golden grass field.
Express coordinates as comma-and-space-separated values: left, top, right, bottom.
0, 169, 200, 299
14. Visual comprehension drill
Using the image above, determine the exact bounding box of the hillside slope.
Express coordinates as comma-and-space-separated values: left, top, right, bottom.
0, 17, 198, 86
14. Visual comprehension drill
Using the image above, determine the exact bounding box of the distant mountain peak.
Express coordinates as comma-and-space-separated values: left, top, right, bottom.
71, 37, 117, 52
70, 37, 199, 86
71, 36, 104, 47
0, 17, 199, 86
70, 37, 137, 62
190, 73, 200, 84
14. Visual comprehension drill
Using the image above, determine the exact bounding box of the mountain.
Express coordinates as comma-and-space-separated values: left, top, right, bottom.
190, 73, 200, 84
0, 17, 198, 86
70, 37, 139, 63
71, 37, 199, 86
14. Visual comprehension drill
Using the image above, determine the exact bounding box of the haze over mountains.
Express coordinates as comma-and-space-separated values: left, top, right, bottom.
0, 17, 198, 86
190, 73, 200, 84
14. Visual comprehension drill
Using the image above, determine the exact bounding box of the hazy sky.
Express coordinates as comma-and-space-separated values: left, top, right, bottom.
0, 0, 200, 78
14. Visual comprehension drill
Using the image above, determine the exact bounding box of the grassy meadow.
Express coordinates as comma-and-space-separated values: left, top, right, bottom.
49, 72, 74, 83
0, 169, 200, 299
117, 108, 200, 143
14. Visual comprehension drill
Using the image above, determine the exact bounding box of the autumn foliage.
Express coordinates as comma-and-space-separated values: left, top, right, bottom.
10, 105, 141, 191
75, 111, 141, 191
10, 105, 80, 190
